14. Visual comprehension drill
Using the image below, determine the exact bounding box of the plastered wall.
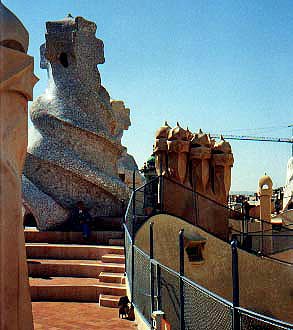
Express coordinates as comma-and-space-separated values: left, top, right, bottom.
135, 214, 293, 323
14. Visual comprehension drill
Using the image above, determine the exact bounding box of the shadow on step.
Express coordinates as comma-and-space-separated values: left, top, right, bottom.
30, 275, 53, 280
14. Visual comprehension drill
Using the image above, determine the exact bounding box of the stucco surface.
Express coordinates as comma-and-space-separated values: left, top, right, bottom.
154, 124, 234, 240
135, 214, 293, 323
0, 2, 38, 328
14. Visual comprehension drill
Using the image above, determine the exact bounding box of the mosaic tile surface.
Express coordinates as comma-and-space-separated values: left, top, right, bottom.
22, 16, 139, 230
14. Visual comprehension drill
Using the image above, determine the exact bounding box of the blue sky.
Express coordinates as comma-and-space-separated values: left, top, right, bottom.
6, 0, 293, 191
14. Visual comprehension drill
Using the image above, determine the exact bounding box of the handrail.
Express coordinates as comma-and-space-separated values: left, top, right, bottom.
123, 190, 134, 223
135, 174, 292, 232
134, 176, 159, 192
127, 174, 293, 263
123, 221, 293, 329
236, 307, 293, 328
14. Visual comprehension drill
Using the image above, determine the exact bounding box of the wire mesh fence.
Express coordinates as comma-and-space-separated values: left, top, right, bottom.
238, 309, 293, 330
123, 174, 293, 330
124, 228, 293, 329
124, 192, 134, 236
160, 265, 180, 330
133, 246, 152, 322
125, 174, 293, 262
124, 228, 132, 291
183, 278, 233, 330
162, 176, 293, 257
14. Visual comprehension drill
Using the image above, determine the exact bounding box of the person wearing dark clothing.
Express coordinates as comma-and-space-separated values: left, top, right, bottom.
243, 200, 250, 220
72, 201, 92, 239
275, 199, 281, 214
242, 200, 252, 250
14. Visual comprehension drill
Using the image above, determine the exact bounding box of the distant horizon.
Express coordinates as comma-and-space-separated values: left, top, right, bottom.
230, 190, 256, 195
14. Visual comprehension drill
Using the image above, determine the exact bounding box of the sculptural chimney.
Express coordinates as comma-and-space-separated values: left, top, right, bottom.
22, 16, 138, 230
0, 1, 38, 329
258, 174, 273, 223
154, 123, 234, 240
258, 174, 273, 254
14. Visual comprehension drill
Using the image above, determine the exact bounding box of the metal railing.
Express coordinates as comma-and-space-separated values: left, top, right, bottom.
123, 173, 293, 329
124, 223, 293, 330
125, 174, 293, 264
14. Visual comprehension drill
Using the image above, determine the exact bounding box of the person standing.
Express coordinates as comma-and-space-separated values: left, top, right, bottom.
74, 201, 92, 239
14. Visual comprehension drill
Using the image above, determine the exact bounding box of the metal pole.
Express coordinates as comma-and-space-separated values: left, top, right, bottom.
179, 229, 185, 330
231, 239, 240, 330
150, 222, 155, 313
132, 170, 136, 238
241, 202, 245, 247
131, 171, 136, 303
156, 265, 162, 310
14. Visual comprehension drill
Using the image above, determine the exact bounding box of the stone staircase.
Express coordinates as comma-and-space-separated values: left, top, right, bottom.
25, 220, 126, 308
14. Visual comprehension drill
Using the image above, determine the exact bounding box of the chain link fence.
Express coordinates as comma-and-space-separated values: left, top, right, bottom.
124, 229, 293, 329
183, 278, 233, 330
133, 246, 152, 322
124, 228, 132, 291
238, 308, 293, 330
123, 175, 293, 330
160, 265, 180, 330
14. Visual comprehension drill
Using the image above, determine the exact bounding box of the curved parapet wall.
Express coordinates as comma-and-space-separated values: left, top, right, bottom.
23, 16, 133, 228
135, 214, 293, 324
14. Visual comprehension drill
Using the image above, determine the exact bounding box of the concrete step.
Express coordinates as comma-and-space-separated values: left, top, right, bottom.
26, 244, 124, 260
108, 238, 124, 246
25, 229, 123, 245
102, 254, 125, 264
92, 217, 123, 231
29, 277, 126, 302
99, 272, 125, 284
28, 259, 125, 278
99, 294, 120, 308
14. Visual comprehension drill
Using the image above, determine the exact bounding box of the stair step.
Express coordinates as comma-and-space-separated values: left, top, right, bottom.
92, 217, 123, 230
108, 238, 124, 246
29, 277, 126, 302
25, 229, 123, 244
99, 294, 120, 308
99, 272, 126, 284
25, 228, 126, 307
102, 254, 125, 264
26, 243, 124, 260
28, 259, 125, 278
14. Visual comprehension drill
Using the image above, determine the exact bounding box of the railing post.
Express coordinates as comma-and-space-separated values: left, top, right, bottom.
231, 239, 240, 330
132, 170, 136, 238
156, 265, 161, 311
179, 229, 185, 330
150, 222, 155, 313
131, 170, 136, 303
241, 210, 245, 247
261, 220, 264, 254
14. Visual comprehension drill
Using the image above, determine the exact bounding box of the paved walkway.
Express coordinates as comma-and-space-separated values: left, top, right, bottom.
32, 302, 138, 330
